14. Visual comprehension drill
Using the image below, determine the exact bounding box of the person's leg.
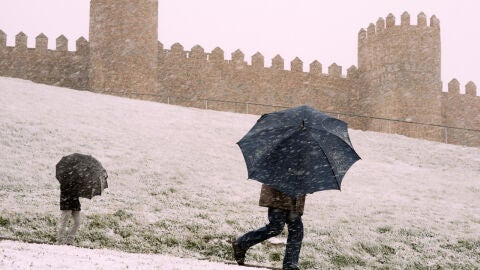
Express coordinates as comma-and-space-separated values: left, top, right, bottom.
57, 210, 71, 245
66, 210, 81, 245
282, 212, 303, 270
233, 208, 288, 265
237, 208, 287, 250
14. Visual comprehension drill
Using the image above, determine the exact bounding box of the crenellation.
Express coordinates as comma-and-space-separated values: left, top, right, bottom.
430, 15, 440, 28
376, 18, 385, 33
209, 47, 224, 63
231, 49, 245, 66
189, 45, 206, 60
347, 65, 358, 79
271, 54, 284, 70
367, 23, 375, 38
448, 79, 460, 94
0, 30, 6, 48
401, 12, 410, 26
251, 52, 264, 68
359, 12, 439, 42
291, 57, 303, 72
386, 13, 395, 28
328, 63, 342, 77
309, 60, 322, 74
465, 81, 477, 96
15, 32, 27, 50
363, 12, 435, 33
56, 35, 68, 51
170, 42, 185, 58
0, 31, 89, 90
418, 12, 427, 27
358, 28, 366, 43
35, 33, 48, 52
76, 37, 89, 55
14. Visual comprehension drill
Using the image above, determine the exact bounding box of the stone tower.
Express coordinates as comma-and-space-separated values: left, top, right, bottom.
357, 12, 442, 139
89, 0, 158, 94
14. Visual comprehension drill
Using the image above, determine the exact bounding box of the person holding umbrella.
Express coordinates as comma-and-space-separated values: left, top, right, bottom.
232, 184, 305, 270
55, 153, 108, 245
232, 105, 361, 269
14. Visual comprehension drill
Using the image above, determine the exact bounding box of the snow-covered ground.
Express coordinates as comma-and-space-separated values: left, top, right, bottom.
0, 240, 261, 269
0, 77, 479, 269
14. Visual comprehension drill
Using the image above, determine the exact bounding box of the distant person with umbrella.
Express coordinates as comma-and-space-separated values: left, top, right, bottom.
232, 105, 361, 269
55, 153, 108, 245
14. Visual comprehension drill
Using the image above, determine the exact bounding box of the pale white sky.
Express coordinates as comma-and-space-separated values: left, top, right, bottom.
0, 0, 479, 91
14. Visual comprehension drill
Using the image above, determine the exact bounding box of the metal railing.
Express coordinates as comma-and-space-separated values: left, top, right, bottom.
104, 91, 480, 146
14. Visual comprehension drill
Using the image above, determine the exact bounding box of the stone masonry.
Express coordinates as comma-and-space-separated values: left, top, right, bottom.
89, 0, 158, 94
0, 1, 478, 147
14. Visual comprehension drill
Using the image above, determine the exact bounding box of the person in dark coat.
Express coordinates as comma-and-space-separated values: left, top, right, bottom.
232, 184, 306, 270
56, 183, 82, 245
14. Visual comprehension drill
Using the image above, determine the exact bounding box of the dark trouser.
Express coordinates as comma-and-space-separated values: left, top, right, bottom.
237, 207, 303, 269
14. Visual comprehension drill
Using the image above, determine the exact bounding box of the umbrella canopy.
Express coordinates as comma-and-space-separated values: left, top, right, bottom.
237, 105, 360, 198
56, 153, 108, 199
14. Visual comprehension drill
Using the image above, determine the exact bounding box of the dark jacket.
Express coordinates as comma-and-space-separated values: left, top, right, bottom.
60, 190, 81, 211
258, 184, 306, 215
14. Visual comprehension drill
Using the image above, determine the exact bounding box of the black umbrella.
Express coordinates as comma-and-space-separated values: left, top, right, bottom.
56, 153, 108, 199
237, 105, 360, 198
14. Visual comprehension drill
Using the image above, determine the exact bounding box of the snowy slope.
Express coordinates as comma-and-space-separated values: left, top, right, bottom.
0, 77, 479, 269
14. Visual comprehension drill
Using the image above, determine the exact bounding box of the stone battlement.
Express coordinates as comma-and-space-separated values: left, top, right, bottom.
0, 31, 89, 89
0, 31, 89, 53
359, 12, 440, 41
160, 42, 356, 78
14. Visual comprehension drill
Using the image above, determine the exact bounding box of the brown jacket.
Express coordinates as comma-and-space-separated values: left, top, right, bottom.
258, 184, 306, 215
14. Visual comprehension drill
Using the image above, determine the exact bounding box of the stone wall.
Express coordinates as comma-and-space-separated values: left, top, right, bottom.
89, 0, 158, 94
358, 12, 443, 140
0, 31, 89, 90
155, 43, 360, 118
151, 38, 479, 147
442, 79, 480, 145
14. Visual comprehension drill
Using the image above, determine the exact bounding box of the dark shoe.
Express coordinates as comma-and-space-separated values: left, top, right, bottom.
231, 240, 246, 265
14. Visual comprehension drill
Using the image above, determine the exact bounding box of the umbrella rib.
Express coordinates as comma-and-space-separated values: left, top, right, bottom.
318, 146, 341, 190
308, 126, 354, 148
306, 132, 342, 190
241, 126, 301, 176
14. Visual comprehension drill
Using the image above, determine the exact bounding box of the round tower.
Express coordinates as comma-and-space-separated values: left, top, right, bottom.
89, 0, 158, 94
357, 12, 443, 137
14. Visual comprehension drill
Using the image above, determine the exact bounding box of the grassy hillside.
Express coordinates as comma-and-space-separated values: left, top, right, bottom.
0, 77, 479, 269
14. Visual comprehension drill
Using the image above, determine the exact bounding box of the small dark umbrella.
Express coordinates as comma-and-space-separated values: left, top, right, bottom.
237, 105, 361, 198
56, 153, 108, 199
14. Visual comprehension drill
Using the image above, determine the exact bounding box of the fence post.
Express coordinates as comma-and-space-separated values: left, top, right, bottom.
444, 127, 448, 144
